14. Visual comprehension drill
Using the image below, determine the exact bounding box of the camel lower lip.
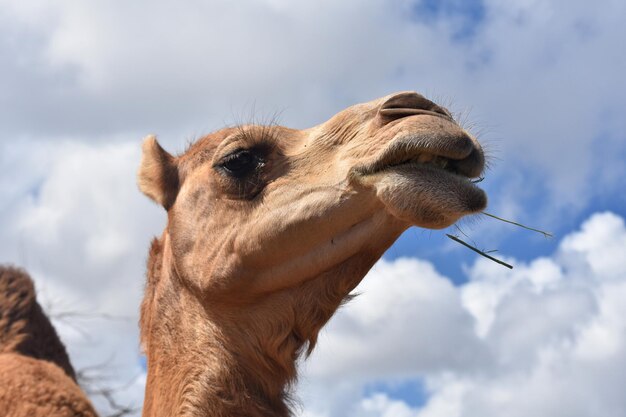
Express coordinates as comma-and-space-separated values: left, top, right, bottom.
383, 162, 487, 209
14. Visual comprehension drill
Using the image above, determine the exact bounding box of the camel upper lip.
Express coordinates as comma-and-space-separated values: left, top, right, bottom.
356, 134, 485, 179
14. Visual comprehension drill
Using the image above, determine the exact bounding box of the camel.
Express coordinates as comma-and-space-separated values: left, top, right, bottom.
138, 91, 487, 416
0, 266, 97, 417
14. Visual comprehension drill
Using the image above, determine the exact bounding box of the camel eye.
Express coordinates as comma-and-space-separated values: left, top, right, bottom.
220, 149, 263, 178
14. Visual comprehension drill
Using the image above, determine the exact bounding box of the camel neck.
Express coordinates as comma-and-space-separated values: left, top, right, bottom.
140, 238, 294, 417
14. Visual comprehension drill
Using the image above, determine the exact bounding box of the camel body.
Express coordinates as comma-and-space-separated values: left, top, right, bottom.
0, 266, 97, 417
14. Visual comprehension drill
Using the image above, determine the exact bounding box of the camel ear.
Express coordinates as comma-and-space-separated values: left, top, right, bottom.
138, 135, 179, 209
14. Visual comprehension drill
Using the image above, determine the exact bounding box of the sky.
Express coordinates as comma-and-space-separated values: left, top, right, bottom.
1, 0, 625, 416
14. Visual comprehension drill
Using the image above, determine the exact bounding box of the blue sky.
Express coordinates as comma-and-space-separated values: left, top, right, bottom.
384, 0, 626, 281
1, 0, 625, 416
411, 0, 486, 39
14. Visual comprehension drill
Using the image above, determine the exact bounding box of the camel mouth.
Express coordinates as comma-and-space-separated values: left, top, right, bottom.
371, 152, 477, 179
353, 130, 487, 225
357, 132, 485, 181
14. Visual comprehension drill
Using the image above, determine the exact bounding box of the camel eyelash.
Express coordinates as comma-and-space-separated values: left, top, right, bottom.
216, 148, 266, 180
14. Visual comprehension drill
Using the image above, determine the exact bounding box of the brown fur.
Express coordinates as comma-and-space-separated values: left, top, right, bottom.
138, 92, 487, 416
0, 266, 97, 417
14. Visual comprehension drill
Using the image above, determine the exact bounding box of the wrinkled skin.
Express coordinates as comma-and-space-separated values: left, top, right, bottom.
138, 91, 486, 417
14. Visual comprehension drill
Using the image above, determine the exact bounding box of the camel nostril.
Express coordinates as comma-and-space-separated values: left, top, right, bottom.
378, 91, 453, 121
380, 91, 435, 112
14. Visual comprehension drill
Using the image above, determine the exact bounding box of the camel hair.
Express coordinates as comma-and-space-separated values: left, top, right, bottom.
0, 266, 97, 416
137, 91, 487, 416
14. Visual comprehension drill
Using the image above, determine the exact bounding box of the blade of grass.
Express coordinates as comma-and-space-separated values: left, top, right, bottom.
446, 234, 513, 269
483, 212, 553, 238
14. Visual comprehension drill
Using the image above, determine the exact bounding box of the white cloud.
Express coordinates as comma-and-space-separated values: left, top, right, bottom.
1, 140, 625, 417
0, 140, 162, 303
357, 393, 421, 417
299, 211, 626, 417
1, 1, 626, 416
0, 139, 160, 415
308, 258, 487, 380
0, 0, 426, 138
2, 0, 624, 223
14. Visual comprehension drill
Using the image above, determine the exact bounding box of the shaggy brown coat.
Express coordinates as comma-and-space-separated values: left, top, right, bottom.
0, 266, 97, 417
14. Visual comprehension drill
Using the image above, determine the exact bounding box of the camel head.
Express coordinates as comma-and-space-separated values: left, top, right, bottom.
138, 91, 485, 299
137, 91, 486, 416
